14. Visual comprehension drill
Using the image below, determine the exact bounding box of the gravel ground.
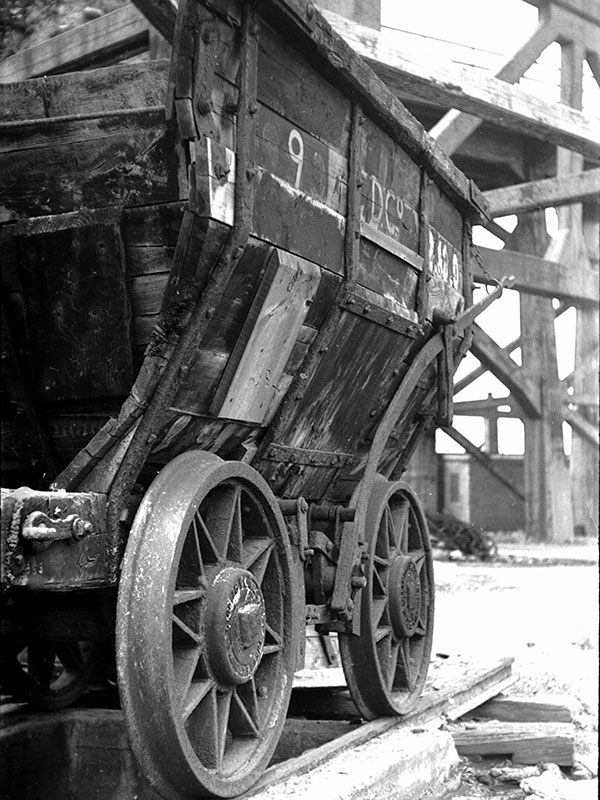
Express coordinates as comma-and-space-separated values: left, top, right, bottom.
432, 545, 598, 798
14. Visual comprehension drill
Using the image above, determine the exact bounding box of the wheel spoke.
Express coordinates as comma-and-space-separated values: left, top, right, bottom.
194, 512, 221, 565
374, 624, 392, 643
186, 686, 221, 769
182, 679, 214, 722
372, 597, 388, 628
393, 500, 410, 554
229, 682, 260, 737
372, 564, 388, 598
388, 641, 400, 690
243, 537, 274, 583
174, 589, 205, 605
393, 638, 413, 691
263, 624, 282, 655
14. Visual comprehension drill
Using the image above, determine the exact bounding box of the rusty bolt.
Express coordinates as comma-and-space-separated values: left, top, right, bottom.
369, 409, 377, 417
147, 433, 158, 445
304, 548, 314, 558
71, 517, 94, 541
248, 102, 259, 115
351, 576, 367, 590
386, 315, 394, 325
298, 497, 308, 513
257, 685, 268, 698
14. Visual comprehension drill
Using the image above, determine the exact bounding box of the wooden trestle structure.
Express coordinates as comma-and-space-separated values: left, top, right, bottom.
0, 0, 598, 540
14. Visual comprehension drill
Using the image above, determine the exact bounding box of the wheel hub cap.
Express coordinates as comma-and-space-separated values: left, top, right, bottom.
389, 556, 421, 638
204, 567, 266, 685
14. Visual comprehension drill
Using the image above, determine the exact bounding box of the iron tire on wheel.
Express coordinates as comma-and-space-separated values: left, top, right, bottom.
339, 479, 434, 719
117, 451, 298, 799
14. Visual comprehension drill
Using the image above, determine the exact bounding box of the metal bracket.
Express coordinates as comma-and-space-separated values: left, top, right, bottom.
22, 511, 95, 552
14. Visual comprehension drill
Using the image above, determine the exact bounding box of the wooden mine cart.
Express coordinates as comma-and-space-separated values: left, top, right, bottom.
0, 0, 510, 796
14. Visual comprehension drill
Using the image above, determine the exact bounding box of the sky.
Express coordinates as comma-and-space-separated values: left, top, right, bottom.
379, 0, 598, 456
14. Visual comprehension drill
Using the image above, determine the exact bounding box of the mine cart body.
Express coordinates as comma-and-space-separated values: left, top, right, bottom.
0, 0, 506, 797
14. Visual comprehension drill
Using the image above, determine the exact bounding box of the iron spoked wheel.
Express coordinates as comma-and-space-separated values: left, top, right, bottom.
339, 479, 434, 719
0, 640, 96, 710
117, 452, 298, 799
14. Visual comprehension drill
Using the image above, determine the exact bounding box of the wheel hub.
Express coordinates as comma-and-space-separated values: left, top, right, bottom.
389, 556, 421, 638
205, 567, 266, 685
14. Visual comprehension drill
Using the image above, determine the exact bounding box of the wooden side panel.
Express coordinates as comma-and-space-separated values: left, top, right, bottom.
14, 216, 135, 402
0, 61, 169, 122
169, 239, 275, 416
271, 311, 415, 455
427, 181, 465, 319
360, 116, 421, 254
0, 112, 181, 221
213, 249, 321, 424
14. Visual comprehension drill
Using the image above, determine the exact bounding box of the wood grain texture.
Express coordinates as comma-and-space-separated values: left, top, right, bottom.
212, 249, 321, 424
14, 218, 135, 403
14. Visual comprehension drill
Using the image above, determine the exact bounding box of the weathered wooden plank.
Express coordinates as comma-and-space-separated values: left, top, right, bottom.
126, 246, 175, 276
242, 0, 488, 221
0, 61, 169, 122
360, 115, 420, 253
252, 170, 346, 274
484, 168, 600, 217
476, 246, 599, 306
0, 112, 181, 221
470, 694, 574, 724
470, 323, 541, 418
357, 239, 419, 320
212, 249, 321, 424
323, 9, 600, 161
14, 219, 135, 402
122, 201, 185, 247
272, 311, 415, 455
129, 0, 177, 42
0, 6, 149, 83
442, 426, 526, 501
429, 16, 561, 155
452, 721, 575, 766
258, 21, 352, 152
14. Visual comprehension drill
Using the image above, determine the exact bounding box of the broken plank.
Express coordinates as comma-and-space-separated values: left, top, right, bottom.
469, 694, 574, 724
452, 721, 575, 766
483, 168, 600, 217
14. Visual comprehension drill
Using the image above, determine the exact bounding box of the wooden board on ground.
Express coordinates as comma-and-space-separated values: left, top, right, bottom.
451, 720, 575, 766
468, 693, 575, 724
291, 655, 516, 721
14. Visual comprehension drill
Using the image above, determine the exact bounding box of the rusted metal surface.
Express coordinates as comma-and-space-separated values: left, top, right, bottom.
338, 479, 434, 719
116, 451, 298, 798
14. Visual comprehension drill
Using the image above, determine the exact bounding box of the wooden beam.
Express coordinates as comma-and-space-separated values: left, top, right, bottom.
429, 16, 561, 155
0, 6, 148, 83
322, 10, 600, 161
483, 168, 600, 217
129, 0, 176, 43
475, 246, 599, 306
452, 721, 574, 767
469, 324, 541, 418
441, 426, 526, 501
564, 407, 600, 445
453, 397, 517, 417
522, 0, 600, 28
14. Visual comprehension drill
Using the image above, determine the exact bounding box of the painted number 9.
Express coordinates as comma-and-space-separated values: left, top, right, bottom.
288, 129, 304, 189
